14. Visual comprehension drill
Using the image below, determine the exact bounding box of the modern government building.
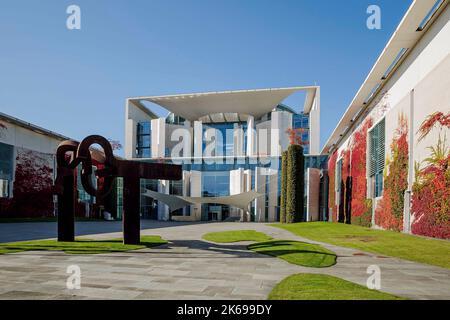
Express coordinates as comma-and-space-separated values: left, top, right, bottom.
1, 0, 447, 240
124, 87, 326, 222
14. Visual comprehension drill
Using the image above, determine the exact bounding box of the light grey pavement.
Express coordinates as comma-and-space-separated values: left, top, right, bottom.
0, 221, 449, 300
0, 220, 196, 243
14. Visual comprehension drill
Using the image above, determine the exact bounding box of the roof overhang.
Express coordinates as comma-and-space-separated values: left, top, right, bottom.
128, 86, 319, 121
321, 0, 449, 155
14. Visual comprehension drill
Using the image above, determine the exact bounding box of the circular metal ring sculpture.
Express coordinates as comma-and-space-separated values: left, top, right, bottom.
54, 135, 182, 244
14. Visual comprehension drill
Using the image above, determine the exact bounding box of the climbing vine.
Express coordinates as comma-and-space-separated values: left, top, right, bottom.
327, 151, 337, 222
411, 112, 450, 239
0, 148, 54, 218
375, 114, 408, 231
340, 149, 351, 223
350, 118, 373, 227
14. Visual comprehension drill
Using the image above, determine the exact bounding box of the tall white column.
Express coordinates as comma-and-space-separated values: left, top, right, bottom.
158, 180, 169, 221
151, 118, 166, 158
246, 116, 255, 157
268, 169, 278, 222
193, 121, 203, 164
254, 167, 266, 222
309, 88, 321, 155
190, 171, 202, 221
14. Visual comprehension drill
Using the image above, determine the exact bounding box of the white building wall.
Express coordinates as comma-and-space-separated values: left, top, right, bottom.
309, 89, 321, 155
125, 100, 154, 159
331, 4, 450, 232
189, 170, 202, 221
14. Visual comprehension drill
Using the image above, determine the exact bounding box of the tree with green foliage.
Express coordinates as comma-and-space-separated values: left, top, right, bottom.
280, 151, 288, 223
285, 144, 305, 223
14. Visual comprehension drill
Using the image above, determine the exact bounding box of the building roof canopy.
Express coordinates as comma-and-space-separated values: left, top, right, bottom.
129, 86, 318, 122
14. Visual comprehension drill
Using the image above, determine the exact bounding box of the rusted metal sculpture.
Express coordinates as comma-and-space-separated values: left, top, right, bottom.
54, 135, 182, 245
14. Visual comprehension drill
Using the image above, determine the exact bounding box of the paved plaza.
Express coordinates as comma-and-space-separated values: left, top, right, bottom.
0, 221, 449, 300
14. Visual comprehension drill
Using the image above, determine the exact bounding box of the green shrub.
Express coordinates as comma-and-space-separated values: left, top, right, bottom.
280, 151, 288, 223
285, 145, 305, 223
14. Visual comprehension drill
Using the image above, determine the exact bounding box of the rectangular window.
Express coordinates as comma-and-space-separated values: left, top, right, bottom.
136, 122, 151, 158
0, 142, 13, 198
0, 179, 9, 198
369, 119, 385, 197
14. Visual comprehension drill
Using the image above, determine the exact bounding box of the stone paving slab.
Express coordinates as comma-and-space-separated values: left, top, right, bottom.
0, 221, 449, 300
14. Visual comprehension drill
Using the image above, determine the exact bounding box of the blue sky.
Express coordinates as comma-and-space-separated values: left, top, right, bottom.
0, 0, 412, 154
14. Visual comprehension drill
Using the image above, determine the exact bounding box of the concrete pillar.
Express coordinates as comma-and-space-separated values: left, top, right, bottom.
246, 116, 255, 157
230, 168, 245, 221
190, 170, 202, 221
157, 180, 169, 221
244, 169, 252, 221
124, 119, 136, 159
309, 88, 321, 155
151, 118, 166, 158
306, 168, 321, 222
267, 169, 279, 222
182, 171, 190, 216
193, 121, 203, 164
254, 167, 266, 222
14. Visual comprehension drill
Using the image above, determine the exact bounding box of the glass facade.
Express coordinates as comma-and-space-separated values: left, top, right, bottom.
203, 122, 247, 157
140, 179, 158, 219
292, 113, 310, 154
136, 122, 151, 158
132, 104, 318, 222
201, 171, 230, 221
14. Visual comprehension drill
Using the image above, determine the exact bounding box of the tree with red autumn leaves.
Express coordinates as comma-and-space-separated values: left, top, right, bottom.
286, 128, 309, 146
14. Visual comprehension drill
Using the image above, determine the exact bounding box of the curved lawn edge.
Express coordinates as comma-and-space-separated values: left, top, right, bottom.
202, 230, 273, 243
269, 273, 406, 300
248, 240, 337, 268
0, 235, 168, 255
270, 222, 450, 269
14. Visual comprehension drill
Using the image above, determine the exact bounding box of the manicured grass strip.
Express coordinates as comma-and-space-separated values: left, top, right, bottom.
0, 236, 167, 255
272, 222, 450, 269
202, 230, 273, 243
269, 274, 405, 300
248, 240, 336, 268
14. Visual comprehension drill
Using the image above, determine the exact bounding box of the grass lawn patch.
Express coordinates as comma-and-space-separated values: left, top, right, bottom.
269, 274, 405, 300
248, 240, 336, 268
202, 230, 273, 243
272, 222, 450, 269
0, 235, 167, 255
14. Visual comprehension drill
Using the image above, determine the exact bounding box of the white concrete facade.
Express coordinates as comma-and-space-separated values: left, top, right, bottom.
0, 112, 68, 210
324, 0, 450, 234
124, 87, 321, 222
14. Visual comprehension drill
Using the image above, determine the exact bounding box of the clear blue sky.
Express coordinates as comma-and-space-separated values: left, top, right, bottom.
0, 0, 412, 154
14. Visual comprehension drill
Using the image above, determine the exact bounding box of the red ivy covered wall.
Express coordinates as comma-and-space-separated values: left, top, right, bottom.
375, 115, 409, 231
349, 118, 373, 227
0, 148, 55, 218
411, 112, 450, 239
327, 151, 337, 222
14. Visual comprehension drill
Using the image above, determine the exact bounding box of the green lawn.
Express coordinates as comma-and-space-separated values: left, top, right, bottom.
0, 236, 167, 255
248, 240, 336, 268
272, 222, 450, 269
202, 230, 273, 243
269, 273, 405, 300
